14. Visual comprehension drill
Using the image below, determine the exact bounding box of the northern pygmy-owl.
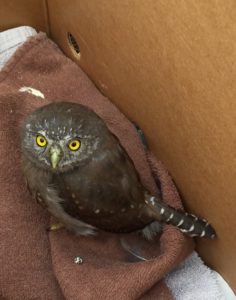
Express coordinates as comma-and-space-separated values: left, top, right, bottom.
21, 102, 216, 240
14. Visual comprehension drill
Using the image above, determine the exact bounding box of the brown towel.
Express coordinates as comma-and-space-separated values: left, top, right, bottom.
0, 33, 194, 300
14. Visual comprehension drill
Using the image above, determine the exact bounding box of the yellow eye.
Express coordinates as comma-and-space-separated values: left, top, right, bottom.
68, 139, 81, 151
36, 135, 47, 147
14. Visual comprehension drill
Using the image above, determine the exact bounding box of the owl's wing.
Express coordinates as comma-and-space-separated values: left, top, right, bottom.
22, 155, 96, 236
60, 138, 153, 233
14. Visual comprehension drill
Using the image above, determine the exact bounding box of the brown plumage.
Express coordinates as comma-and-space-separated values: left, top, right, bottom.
21, 102, 216, 240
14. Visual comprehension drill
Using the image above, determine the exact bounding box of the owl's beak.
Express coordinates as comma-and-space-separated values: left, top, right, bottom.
50, 145, 62, 169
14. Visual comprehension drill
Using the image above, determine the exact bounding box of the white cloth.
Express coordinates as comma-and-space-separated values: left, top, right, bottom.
0, 26, 235, 300
0, 26, 37, 70
166, 251, 236, 300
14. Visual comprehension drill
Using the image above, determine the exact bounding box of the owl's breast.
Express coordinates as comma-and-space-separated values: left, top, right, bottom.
52, 164, 153, 233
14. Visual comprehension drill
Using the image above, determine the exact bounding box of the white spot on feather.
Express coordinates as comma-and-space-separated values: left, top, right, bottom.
200, 230, 206, 237
177, 219, 184, 227
166, 212, 174, 222
189, 224, 195, 232
160, 208, 165, 215
150, 196, 155, 206
19, 86, 45, 99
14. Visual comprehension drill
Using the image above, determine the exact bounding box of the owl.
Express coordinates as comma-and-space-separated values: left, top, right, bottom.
21, 102, 216, 240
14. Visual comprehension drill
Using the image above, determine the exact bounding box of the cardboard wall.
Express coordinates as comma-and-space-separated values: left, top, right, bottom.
0, 0, 48, 33
1, 0, 236, 291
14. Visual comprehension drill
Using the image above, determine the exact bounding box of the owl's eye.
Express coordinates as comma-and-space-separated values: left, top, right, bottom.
36, 135, 47, 147
68, 139, 81, 151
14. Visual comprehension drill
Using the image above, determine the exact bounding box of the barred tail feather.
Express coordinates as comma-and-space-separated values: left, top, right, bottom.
145, 196, 216, 239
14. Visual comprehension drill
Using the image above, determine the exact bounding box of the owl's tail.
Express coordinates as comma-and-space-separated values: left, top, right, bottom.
145, 196, 216, 239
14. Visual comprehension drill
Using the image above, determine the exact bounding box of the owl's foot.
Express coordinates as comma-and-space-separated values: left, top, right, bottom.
47, 223, 65, 232
73, 225, 97, 236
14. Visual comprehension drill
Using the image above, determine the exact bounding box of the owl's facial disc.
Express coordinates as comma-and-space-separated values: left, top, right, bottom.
22, 102, 109, 173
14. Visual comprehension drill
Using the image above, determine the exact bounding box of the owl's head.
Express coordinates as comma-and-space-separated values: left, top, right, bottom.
21, 102, 109, 173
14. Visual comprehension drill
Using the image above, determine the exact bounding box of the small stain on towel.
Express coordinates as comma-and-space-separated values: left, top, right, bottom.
19, 86, 45, 99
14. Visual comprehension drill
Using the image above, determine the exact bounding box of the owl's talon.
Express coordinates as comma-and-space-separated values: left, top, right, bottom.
74, 226, 97, 236
47, 223, 64, 232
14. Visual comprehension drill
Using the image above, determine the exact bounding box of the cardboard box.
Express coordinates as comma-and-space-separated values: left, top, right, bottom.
1, 0, 235, 291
